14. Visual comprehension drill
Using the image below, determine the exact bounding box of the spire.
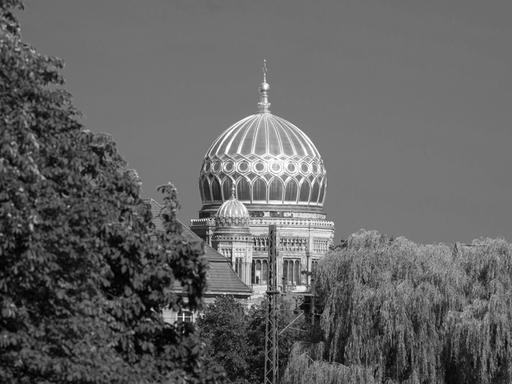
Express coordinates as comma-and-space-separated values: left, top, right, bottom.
258, 59, 271, 113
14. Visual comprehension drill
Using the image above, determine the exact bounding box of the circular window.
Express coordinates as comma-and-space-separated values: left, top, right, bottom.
312, 163, 318, 174
270, 161, 281, 174
254, 162, 266, 172
224, 161, 234, 173
238, 161, 249, 173
286, 162, 297, 173
203, 162, 210, 172
301, 162, 310, 174
213, 161, 222, 173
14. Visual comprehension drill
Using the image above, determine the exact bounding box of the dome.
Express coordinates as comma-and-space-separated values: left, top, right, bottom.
199, 71, 327, 211
215, 187, 250, 227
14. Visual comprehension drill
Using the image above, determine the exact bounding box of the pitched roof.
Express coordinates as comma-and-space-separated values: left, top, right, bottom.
147, 199, 252, 297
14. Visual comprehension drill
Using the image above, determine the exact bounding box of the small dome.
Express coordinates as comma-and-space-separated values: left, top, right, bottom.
215, 187, 250, 226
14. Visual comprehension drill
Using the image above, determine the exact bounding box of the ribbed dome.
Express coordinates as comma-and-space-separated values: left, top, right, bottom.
199, 112, 327, 208
199, 67, 326, 212
215, 188, 250, 227
216, 193, 249, 219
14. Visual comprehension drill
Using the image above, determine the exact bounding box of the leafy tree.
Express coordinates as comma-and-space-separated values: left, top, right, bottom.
197, 296, 306, 384
0, 2, 219, 383
196, 296, 250, 383
283, 230, 512, 384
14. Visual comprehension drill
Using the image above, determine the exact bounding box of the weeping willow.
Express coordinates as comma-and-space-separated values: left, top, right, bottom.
284, 230, 512, 384
444, 239, 512, 383
282, 343, 377, 384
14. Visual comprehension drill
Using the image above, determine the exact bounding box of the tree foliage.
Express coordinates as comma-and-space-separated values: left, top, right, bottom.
0, 2, 217, 382
283, 343, 376, 384
284, 230, 512, 384
196, 296, 305, 384
196, 296, 251, 383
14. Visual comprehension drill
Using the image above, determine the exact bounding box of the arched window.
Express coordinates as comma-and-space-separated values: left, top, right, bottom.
310, 180, 320, 204
299, 181, 310, 202
262, 260, 268, 284
312, 260, 319, 274
252, 260, 262, 285
283, 259, 301, 285
222, 178, 233, 201
269, 178, 283, 202
235, 258, 243, 278
211, 177, 222, 201
199, 179, 204, 202
237, 178, 251, 201
201, 177, 212, 201
284, 180, 298, 203
252, 178, 267, 202
318, 180, 326, 204
294, 260, 300, 285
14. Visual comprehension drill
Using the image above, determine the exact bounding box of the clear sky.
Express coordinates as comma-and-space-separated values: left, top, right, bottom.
19, 0, 512, 244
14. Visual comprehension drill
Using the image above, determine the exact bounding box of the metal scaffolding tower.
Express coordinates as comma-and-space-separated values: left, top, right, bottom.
264, 225, 279, 384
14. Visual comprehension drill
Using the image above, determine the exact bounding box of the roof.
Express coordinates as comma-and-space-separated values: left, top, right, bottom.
216, 192, 249, 220
206, 113, 323, 160
199, 113, 327, 208
147, 199, 252, 297
198, 75, 327, 210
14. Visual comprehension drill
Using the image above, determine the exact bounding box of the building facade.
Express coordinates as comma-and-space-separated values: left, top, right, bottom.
191, 65, 335, 298
149, 198, 252, 323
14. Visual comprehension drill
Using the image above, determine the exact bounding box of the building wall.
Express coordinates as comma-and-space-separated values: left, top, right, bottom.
191, 215, 334, 299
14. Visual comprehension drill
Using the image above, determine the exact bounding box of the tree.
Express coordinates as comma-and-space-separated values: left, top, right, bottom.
196, 296, 251, 383
197, 296, 306, 384
283, 230, 512, 384
0, 2, 219, 383
444, 240, 512, 383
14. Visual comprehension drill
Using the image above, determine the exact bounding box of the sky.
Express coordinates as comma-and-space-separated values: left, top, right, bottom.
19, 0, 512, 244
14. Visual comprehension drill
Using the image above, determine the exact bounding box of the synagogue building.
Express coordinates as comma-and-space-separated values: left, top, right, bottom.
189, 65, 335, 300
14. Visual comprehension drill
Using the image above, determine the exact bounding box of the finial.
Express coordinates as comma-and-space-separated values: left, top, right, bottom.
258, 59, 271, 113
231, 184, 237, 199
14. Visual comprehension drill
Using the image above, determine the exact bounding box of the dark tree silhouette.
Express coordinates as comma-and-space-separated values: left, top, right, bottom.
0, 2, 219, 383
